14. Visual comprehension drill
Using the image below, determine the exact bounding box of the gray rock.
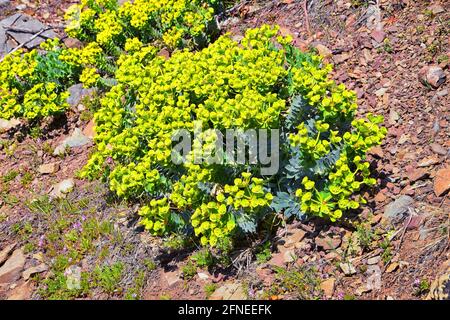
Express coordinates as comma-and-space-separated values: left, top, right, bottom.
53, 128, 92, 156
0, 0, 10, 8
0, 248, 25, 285
384, 195, 414, 220
66, 84, 96, 110
339, 262, 356, 276
0, 14, 57, 57
367, 256, 381, 265
49, 179, 74, 199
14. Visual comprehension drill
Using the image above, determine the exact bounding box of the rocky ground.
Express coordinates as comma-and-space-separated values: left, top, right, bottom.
0, 0, 449, 300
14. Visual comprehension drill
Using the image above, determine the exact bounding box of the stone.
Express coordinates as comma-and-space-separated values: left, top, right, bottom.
0, 0, 10, 8
418, 65, 446, 89
53, 128, 92, 156
0, 248, 25, 285
7, 281, 32, 300
66, 84, 96, 109
0, 14, 58, 50
320, 278, 335, 298
384, 195, 414, 220
431, 143, 448, 156
63, 38, 83, 49
386, 262, 399, 273
209, 283, 246, 300
268, 253, 285, 267
388, 110, 400, 125
0, 118, 21, 132
162, 270, 181, 288
315, 235, 341, 251
418, 156, 440, 167
369, 146, 384, 158
22, 263, 48, 280
367, 256, 380, 265
408, 168, 429, 182
197, 272, 209, 281
315, 44, 332, 58
434, 167, 450, 197
374, 192, 387, 203
49, 179, 75, 199
333, 52, 350, 64
0, 242, 16, 266
371, 29, 385, 43
83, 119, 95, 139
339, 262, 356, 275
375, 87, 388, 97
38, 162, 59, 175
355, 284, 371, 296
284, 229, 307, 247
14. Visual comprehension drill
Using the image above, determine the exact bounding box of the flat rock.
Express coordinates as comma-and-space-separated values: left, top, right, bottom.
0, 0, 10, 8
282, 249, 296, 263
53, 128, 92, 156
66, 84, 96, 110
284, 229, 307, 247
434, 167, 450, 197
0, 248, 25, 285
384, 195, 414, 220
418, 65, 446, 89
320, 278, 335, 298
367, 256, 381, 265
49, 179, 74, 199
6, 281, 32, 300
38, 163, 59, 175
22, 263, 48, 280
0, 242, 16, 266
82, 119, 95, 139
209, 283, 246, 300
315, 235, 341, 251
162, 270, 181, 288
427, 4, 445, 15
0, 118, 21, 132
0, 14, 58, 53
315, 43, 332, 58
431, 143, 448, 156
339, 262, 356, 275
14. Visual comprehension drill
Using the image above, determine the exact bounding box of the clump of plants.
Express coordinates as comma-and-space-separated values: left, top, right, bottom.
0, 0, 219, 122
65, 0, 220, 52
80, 24, 387, 248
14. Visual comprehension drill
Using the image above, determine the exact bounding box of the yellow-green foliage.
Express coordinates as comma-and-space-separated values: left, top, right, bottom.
65, 0, 218, 50
81, 25, 387, 246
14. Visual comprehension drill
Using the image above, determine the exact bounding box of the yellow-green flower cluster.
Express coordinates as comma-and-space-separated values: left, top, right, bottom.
222, 173, 273, 212
292, 60, 357, 121
289, 121, 332, 160
191, 201, 236, 247
65, 0, 217, 50
0, 48, 73, 120
138, 198, 171, 235
293, 115, 386, 222
22, 83, 70, 119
